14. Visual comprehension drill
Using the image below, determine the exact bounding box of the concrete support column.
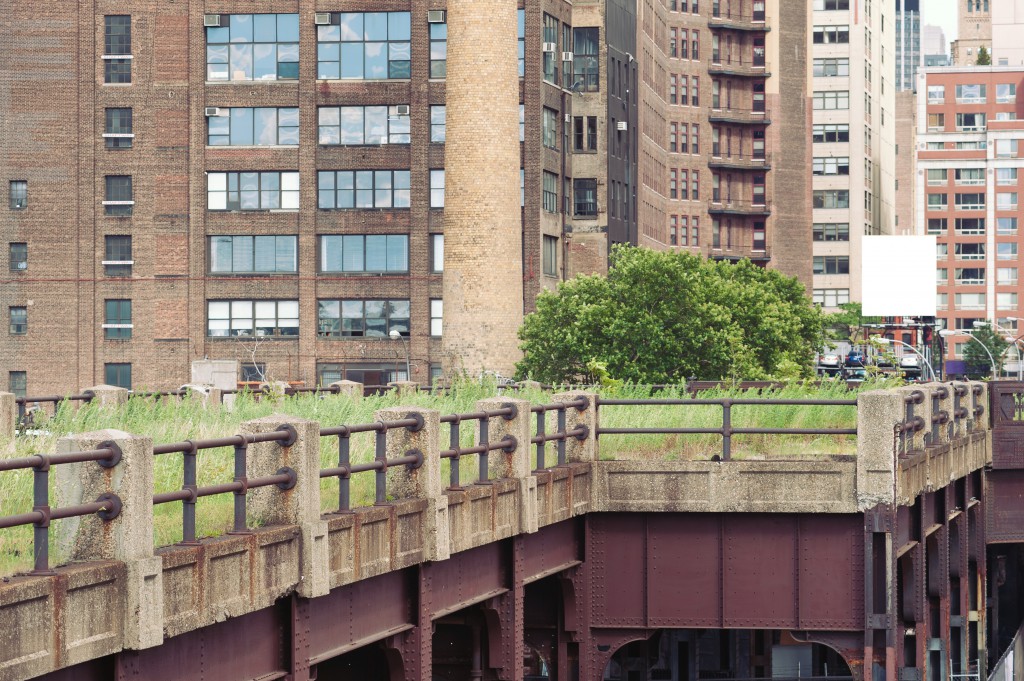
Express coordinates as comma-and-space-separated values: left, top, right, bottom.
376, 406, 449, 562
553, 391, 599, 462
855, 388, 906, 510
330, 380, 363, 400
182, 384, 221, 409
240, 415, 328, 598
478, 398, 537, 533
0, 392, 15, 446
55, 430, 163, 650
84, 385, 129, 408
388, 380, 420, 397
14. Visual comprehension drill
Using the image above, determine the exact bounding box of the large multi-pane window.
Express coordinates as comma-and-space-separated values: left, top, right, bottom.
955, 193, 985, 210
104, 176, 133, 215
318, 106, 410, 145
9, 372, 26, 398
543, 235, 558, 276
813, 256, 849, 275
517, 10, 526, 76
9, 307, 27, 335
542, 14, 559, 83
208, 172, 300, 210
103, 300, 132, 339
574, 28, 600, 91
955, 218, 985, 235
316, 12, 411, 80
812, 157, 850, 175
319, 235, 409, 273
430, 234, 444, 272
574, 116, 597, 152
9, 243, 27, 271
430, 170, 445, 208
812, 58, 849, 77
574, 179, 598, 216
430, 300, 443, 337
997, 84, 1017, 103
206, 14, 299, 81
430, 106, 446, 143
542, 108, 559, 149
812, 190, 850, 209
812, 223, 850, 241
430, 22, 447, 78
812, 26, 849, 43
105, 108, 133, 148
105, 364, 131, 389
104, 16, 132, 84
812, 91, 850, 110
318, 299, 410, 337
813, 0, 849, 8
207, 300, 299, 337
812, 288, 850, 307
9, 181, 27, 210
954, 243, 985, 260
104, 235, 132, 276
210, 235, 297, 273
954, 83, 986, 103
928, 193, 948, 210
542, 172, 558, 213
317, 170, 411, 209
209, 108, 299, 146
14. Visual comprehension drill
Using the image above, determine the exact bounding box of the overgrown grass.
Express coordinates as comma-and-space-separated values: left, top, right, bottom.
0, 378, 891, 576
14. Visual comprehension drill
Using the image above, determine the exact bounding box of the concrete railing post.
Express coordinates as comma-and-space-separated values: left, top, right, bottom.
181, 384, 221, 409
477, 397, 537, 533
968, 380, 989, 432
330, 380, 364, 400
388, 380, 420, 397
553, 391, 599, 462
927, 381, 955, 446
376, 406, 449, 562
84, 385, 130, 408
0, 392, 15, 445
240, 415, 328, 598
55, 430, 163, 650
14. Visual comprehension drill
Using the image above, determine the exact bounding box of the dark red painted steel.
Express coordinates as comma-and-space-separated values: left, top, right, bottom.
991, 382, 1024, 469
520, 517, 582, 582
647, 515, 722, 628
985, 470, 1024, 543
428, 542, 509, 619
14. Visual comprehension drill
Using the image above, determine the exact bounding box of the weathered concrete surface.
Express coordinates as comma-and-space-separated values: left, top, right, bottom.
329, 380, 363, 399
83, 385, 130, 408
0, 392, 15, 447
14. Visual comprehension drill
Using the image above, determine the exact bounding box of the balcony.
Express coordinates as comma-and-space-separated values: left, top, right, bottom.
708, 10, 770, 32
707, 198, 772, 216
707, 152, 772, 171
710, 247, 771, 264
708, 107, 771, 126
708, 59, 771, 78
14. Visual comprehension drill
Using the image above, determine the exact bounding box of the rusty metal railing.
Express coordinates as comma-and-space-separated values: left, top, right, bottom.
530, 398, 590, 470
0, 444, 123, 574
439, 406, 519, 488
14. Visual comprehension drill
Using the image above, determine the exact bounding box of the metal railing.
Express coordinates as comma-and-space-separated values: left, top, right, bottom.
895, 384, 984, 458
531, 398, 589, 469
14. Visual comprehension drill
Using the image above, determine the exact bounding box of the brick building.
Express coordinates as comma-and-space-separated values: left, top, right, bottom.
916, 66, 1024, 374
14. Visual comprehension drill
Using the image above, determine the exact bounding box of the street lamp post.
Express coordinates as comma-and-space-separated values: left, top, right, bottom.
389, 329, 412, 381
940, 329, 997, 380
1001, 317, 1024, 380
875, 337, 938, 382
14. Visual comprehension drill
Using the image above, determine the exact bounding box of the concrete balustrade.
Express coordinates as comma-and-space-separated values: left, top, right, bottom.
329, 380, 364, 399
84, 385, 130, 408
0, 392, 14, 447
387, 380, 420, 396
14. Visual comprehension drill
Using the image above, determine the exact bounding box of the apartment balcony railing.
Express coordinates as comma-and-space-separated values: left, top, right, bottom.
708, 107, 771, 125
708, 59, 770, 77
707, 198, 772, 216
708, 8, 770, 31
709, 245, 771, 263
708, 152, 772, 171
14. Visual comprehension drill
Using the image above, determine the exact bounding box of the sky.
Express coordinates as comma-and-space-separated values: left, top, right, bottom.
920, 0, 957, 45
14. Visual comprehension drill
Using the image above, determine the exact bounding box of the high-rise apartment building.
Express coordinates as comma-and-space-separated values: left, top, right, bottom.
656, 0, 812, 287
951, 0, 992, 66
992, 1, 1024, 67
894, 0, 920, 92
916, 66, 1024, 375
810, 0, 897, 309
921, 24, 947, 61
1, 0, 641, 393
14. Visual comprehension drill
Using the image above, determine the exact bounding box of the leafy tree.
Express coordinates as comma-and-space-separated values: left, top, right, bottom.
962, 325, 1008, 378
823, 302, 881, 342
976, 46, 991, 66
516, 246, 826, 383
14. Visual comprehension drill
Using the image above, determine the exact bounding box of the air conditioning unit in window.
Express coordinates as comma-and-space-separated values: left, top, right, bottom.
12, 200, 25, 209
205, 107, 224, 117
564, 113, 571, 123
427, 10, 447, 23
314, 13, 332, 25
616, 121, 628, 131
542, 42, 557, 53
395, 104, 411, 116
204, 14, 221, 27
562, 52, 574, 61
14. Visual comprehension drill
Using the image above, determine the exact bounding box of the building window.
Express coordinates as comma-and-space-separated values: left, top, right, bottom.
812, 157, 850, 175
209, 108, 300, 146
753, 223, 766, 251
813, 256, 850, 275
955, 218, 986, 235
927, 85, 945, 103
954, 83, 986, 104
9, 243, 27, 271
104, 363, 131, 389
207, 14, 299, 81
998, 217, 1018, 234
691, 31, 699, 59
997, 83, 1016, 103
430, 299, 443, 337
812, 25, 850, 44
928, 169, 948, 185
574, 178, 597, 217
574, 116, 598, 152
996, 140, 1019, 159
542, 107, 559, 149
955, 243, 985, 260
210, 235, 298, 274
542, 14, 559, 83
691, 76, 699, 106
543, 235, 558, 276
812, 91, 850, 110
927, 193, 948, 210
105, 108, 133, 148
691, 124, 699, 153
996, 168, 1018, 186
927, 219, 947, 235
317, 299, 410, 338
430, 234, 444, 273
955, 293, 986, 310
955, 112, 986, 132
104, 235, 132, 276
207, 300, 299, 337
574, 28, 599, 91
9, 307, 27, 335
518, 10, 526, 76
812, 289, 851, 307
317, 170, 410, 209
954, 193, 985, 210
669, 170, 678, 199
998, 193, 1019, 211
998, 243, 1018, 260
208, 171, 299, 210
813, 190, 850, 209
317, 106, 409, 145
104, 175, 133, 215
316, 12, 411, 80
430, 169, 445, 208
9, 181, 27, 210
813, 0, 850, 8
9, 371, 27, 398
319, 234, 408, 273
430, 21, 447, 78
954, 268, 986, 285
812, 58, 850, 77
103, 299, 132, 339
998, 268, 1018, 285
430, 106, 446, 143
998, 293, 1018, 310
812, 223, 850, 241
104, 16, 132, 84
542, 172, 559, 213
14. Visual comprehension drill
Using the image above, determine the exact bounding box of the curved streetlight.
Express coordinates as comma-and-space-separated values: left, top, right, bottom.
940, 329, 996, 380
874, 337, 938, 382
975, 319, 1022, 380
389, 328, 412, 381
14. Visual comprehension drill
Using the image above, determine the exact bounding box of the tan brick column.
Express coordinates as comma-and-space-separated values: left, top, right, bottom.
442, 0, 524, 378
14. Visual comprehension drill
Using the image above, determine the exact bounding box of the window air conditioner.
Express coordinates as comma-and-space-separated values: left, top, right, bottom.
616, 121, 628, 131
205, 107, 224, 117
395, 104, 411, 116
562, 52, 574, 61
204, 15, 221, 28
542, 42, 557, 53
427, 10, 447, 23
565, 113, 571, 123
314, 13, 332, 25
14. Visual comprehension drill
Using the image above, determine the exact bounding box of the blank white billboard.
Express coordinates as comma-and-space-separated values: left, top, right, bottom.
861, 235, 937, 317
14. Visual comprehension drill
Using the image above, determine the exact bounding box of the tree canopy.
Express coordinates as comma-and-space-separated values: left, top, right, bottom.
961, 325, 1008, 378
976, 46, 991, 66
516, 246, 826, 383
